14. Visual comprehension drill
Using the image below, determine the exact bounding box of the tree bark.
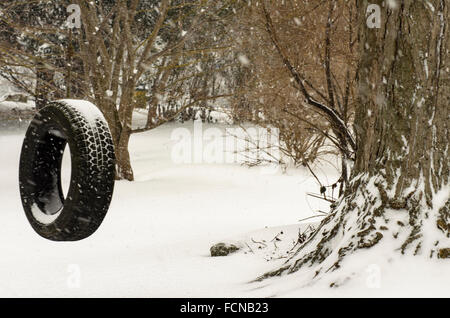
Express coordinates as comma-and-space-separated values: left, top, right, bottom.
116, 127, 134, 181
115, 83, 135, 181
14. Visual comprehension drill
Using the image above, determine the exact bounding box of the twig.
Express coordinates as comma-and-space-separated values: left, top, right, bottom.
251, 238, 267, 247
306, 192, 336, 203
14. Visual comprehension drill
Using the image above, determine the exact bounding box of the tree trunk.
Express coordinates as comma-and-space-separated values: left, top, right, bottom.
65, 31, 85, 99
146, 58, 167, 128
116, 127, 134, 181
115, 86, 135, 181
35, 62, 54, 110
98, 98, 132, 181
262, 0, 449, 281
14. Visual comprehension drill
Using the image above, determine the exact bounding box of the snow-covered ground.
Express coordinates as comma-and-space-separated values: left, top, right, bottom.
0, 99, 35, 131
0, 119, 448, 297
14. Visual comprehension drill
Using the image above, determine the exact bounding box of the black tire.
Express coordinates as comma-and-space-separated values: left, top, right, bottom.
19, 100, 115, 241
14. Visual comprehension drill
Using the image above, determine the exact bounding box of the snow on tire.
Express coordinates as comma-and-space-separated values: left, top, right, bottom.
19, 100, 115, 241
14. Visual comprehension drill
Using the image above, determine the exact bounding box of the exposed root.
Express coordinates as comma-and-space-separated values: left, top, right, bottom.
437, 199, 449, 237
439, 248, 450, 259
257, 174, 450, 283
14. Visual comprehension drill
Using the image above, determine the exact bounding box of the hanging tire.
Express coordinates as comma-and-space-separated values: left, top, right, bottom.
19, 100, 115, 241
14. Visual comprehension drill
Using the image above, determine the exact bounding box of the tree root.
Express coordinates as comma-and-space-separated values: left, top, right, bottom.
256, 175, 449, 284
438, 248, 450, 259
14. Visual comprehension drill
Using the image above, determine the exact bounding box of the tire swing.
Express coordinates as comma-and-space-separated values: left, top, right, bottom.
19, 100, 115, 241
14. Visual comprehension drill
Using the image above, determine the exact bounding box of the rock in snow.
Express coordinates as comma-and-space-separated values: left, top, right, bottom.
210, 243, 240, 257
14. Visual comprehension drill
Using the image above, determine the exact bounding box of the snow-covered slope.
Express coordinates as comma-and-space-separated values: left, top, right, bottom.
0, 122, 447, 297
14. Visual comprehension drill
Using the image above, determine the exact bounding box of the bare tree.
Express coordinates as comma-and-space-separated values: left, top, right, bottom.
231, 0, 358, 190
0, 0, 235, 180
261, 0, 449, 282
